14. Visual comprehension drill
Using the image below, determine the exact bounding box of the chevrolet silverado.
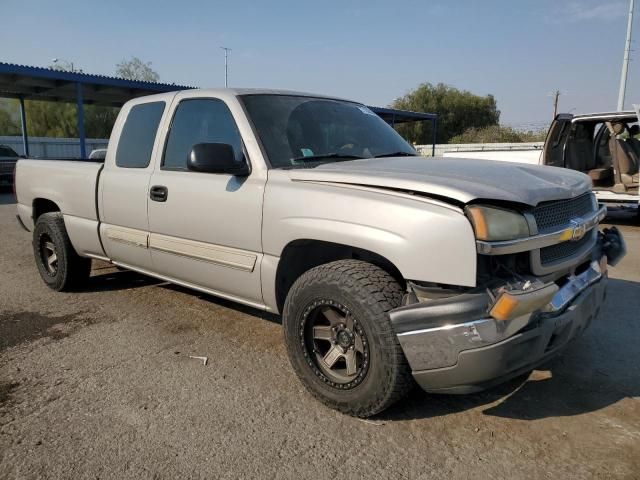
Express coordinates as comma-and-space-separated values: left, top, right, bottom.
15, 89, 626, 417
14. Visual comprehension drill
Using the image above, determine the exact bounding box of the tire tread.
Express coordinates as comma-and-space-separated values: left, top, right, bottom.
283, 259, 413, 417
33, 212, 91, 291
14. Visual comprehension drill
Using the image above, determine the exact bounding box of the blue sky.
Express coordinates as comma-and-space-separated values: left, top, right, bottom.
1, 0, 637, 126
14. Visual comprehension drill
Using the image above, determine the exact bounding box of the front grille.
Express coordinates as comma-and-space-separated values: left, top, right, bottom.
532, 193, 594, 234
539, 231, 595, 265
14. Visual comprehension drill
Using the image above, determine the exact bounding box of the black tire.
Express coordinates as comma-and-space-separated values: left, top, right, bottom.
32, 212, 91, 291
283, 259, 413, 417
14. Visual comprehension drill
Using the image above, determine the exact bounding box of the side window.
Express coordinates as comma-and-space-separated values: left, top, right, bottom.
115, 102, 165, 168
163, 98, 244, 170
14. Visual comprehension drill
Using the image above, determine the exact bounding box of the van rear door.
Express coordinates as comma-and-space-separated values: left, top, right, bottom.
542, 114, 573, 167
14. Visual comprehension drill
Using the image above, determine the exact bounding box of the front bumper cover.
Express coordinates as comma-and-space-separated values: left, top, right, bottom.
390, 227, 625, 394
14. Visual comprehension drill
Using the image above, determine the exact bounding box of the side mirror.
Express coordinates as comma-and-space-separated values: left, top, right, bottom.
187, 143, 250, 176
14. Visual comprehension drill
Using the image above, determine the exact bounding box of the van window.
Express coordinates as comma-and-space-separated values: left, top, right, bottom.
162, 99, 243, 170
115, 102, 165, 168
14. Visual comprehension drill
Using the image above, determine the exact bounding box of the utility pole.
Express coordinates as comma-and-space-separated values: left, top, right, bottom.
618, 0, 634, 111
552, 90, 561, 119
220, 47, 231, 87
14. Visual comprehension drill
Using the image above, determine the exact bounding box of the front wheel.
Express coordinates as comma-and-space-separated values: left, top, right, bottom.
283, 260, 413, 417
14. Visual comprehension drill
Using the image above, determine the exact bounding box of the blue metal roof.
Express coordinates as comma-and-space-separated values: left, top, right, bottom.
0, 62, 194, 106
368, 106, 437, 123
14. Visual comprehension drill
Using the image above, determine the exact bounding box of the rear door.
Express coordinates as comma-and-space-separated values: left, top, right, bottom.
542, 114, 573, 167
146, 94, 267, 307
99, 97, 171, 270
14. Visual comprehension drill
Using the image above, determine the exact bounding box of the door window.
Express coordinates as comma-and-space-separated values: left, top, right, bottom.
163, 99, 244, 170
115, 102, 165, 168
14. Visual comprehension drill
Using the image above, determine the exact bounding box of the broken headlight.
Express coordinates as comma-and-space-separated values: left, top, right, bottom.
466, 205, 530, 241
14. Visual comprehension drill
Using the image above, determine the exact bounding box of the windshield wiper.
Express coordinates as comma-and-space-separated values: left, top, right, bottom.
373, 151, 418, 158
290, 153, 365, 163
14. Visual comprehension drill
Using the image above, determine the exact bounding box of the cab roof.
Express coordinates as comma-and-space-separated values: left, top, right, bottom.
570, 111, 637, 123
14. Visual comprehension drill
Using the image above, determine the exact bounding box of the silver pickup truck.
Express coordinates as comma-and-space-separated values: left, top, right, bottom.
15, 89, 626, 417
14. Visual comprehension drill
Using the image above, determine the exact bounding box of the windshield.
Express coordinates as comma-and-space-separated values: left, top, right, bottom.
241, 94, 416, 168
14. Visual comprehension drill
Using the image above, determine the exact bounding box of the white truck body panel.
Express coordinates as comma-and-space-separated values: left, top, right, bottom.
443, 149, 542, 165
15, 160, 104, 257
262, 169, 477, 294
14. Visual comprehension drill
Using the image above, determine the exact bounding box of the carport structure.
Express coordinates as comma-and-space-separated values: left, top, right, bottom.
0, 62, 438, 158
0, 62, 192, 158
370, 107, 438, 156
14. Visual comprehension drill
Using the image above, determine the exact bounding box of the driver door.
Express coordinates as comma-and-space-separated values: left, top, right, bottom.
147, 96, 267, 307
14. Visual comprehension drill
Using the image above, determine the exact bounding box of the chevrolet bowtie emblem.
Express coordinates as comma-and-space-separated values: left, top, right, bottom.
570, 219, 587, 241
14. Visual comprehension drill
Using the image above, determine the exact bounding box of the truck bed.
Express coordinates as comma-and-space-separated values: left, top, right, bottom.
15, 159, 106, 259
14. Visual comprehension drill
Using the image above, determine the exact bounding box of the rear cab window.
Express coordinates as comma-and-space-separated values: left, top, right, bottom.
115, 101, 166, 168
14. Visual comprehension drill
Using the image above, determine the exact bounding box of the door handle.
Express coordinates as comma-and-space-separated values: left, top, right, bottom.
150, 185, 168, 202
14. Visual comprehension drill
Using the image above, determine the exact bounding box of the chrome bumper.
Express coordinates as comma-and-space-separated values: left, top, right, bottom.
394, 259, 607, 373
411, 277, 607, 393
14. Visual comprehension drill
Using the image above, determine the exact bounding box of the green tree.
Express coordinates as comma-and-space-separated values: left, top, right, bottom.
0, 100, 20, 135
391, 83, 500, 144
23, 101, 117, 138
116, 57, 160, 82
85, 106, 119, 138
448, 125, 548, 144
24, 100, 77, 137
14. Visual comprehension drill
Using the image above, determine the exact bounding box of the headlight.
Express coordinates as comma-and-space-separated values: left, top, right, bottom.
466, 205, 530, 241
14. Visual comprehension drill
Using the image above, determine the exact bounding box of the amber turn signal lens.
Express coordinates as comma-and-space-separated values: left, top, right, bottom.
489, 293, 520, 321
489, 283, 559, 321
466, 207, 489, 240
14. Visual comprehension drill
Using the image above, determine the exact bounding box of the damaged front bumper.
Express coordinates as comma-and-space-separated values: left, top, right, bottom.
390, 227, 626, 394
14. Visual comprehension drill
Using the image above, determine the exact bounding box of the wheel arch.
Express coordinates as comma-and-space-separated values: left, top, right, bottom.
274, 238, 405, 313
32, 198, 61, 222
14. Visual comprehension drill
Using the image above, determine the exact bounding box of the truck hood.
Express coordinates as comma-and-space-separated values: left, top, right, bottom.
288, 157, 592, 207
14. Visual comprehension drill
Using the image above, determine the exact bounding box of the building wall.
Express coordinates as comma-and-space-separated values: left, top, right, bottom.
0, 136, 109, 158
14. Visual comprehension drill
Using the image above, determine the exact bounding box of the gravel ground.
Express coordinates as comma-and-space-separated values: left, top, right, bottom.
0, 191, 639, 479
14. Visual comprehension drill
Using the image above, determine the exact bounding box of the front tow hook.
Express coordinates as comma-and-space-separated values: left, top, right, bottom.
602, 227, 626, 267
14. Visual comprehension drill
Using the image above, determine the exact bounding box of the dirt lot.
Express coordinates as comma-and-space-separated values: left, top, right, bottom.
0, 191, 639, 479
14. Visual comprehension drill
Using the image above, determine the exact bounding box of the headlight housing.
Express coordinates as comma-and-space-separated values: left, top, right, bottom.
466, 205, 530, 241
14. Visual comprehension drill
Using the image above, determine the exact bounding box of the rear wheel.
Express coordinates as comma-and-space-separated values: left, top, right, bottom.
283, 260, 413, 417
33, 212, 91, 291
